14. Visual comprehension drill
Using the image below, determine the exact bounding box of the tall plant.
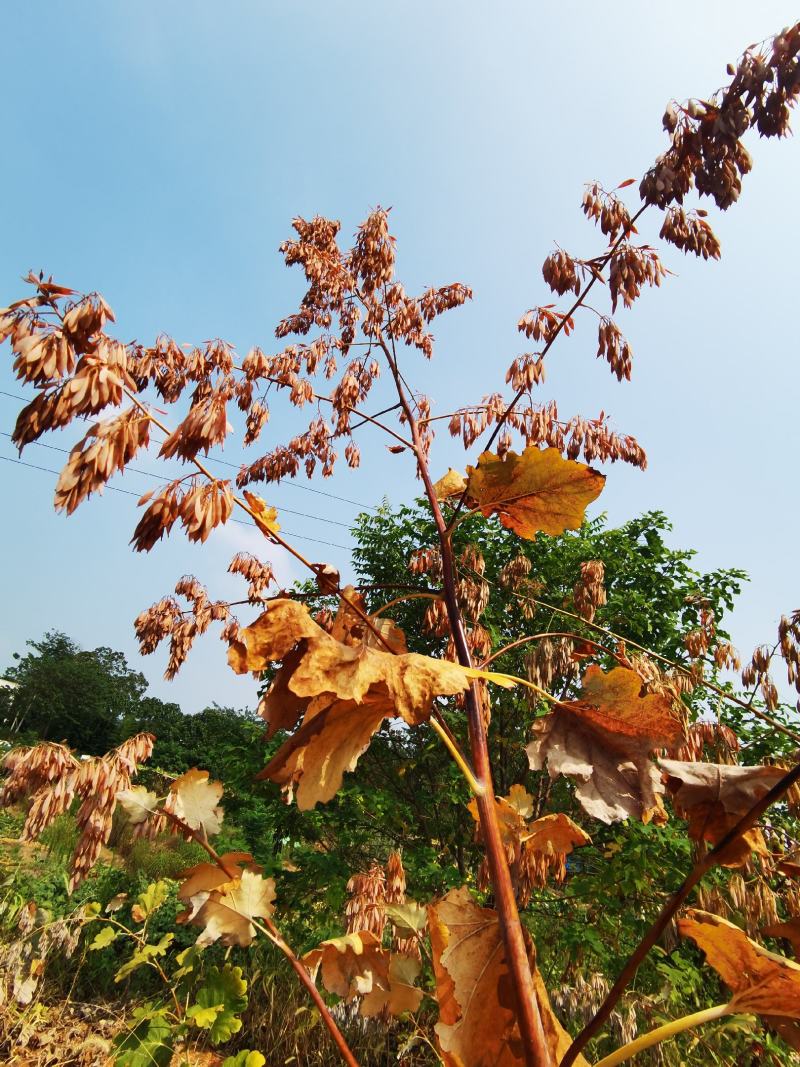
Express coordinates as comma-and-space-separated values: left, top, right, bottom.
3, 21, 800, 1067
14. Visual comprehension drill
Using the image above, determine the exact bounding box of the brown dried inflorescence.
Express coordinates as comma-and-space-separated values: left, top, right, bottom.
1, 733, 155, 891
134, 576, 234, 679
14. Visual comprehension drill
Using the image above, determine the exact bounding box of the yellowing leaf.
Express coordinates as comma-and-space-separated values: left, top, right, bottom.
659, 759, 786, 866
383, 900, 428, 937
433, 468, 467, 501
528, 665, 682, 824
116, 786, 158, 825
171, 768, 224, 837
465, 446, 605, 540
302, 930, 390, 1000
132, 880, 170, 923
679, 909, 800, 1016
89, 925, 119, 951
115, 933, 174, 982
193, 869, 276, 948
243, 490, 280, 537
428, 887, 589, 1067
360, 953, 423, 1018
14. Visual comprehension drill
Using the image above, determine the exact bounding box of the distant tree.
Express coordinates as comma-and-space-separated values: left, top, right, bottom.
2, 631, 147, 755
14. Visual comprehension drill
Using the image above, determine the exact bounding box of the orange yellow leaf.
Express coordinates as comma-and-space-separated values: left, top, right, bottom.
679, 909, 800, 1017
433, 468, 467, 501
428, 887, 589, 1067
465, 445, 605, 540
360, 953, 423, 1018
192, 869, 276, 948
302, 930, 389, 1000
171, 769, 224, 837
242, 490, 280, 537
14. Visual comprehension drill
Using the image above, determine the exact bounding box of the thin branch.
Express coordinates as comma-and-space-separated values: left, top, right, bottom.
516, 593, 800, 744
480, 632, 614, 669
560, 759, 800, 1067
374, 296, 553, 1067
158, 807, 360, 1067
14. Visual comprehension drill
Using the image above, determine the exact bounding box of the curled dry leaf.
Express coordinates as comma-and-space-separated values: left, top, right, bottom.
659, 759, 786, 867
360, 954, 424, 1018
528, 665, 682, 824
433, 468, 467, 501
116, 785, 158, 825
762, 917, 800, 960
228, 597, 485, 808
465, 446, 605, 540
302, 930, 390, 1000
170, 769, 224, 838
428, 887, 589, 1067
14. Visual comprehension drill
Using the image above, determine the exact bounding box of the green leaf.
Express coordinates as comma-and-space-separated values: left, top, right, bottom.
82, 901, 102, 919
222, 1052, 266, 1067
133, 879, 171, 921
115, 933, 174, 982
190, 964, 248, 1044
89, 925, 119, 951
173, 944, 203, 981
187, 1002, 225, 1028
111, 1006, 173, 1067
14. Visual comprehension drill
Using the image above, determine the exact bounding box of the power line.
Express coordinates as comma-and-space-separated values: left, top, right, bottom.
0, 453, 353, 551
0, 432, 352, 530
0, 388, 378, 511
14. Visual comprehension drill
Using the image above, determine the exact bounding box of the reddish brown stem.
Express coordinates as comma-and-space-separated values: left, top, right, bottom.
560, 759, 800, 1067
377, 326, 552, 1067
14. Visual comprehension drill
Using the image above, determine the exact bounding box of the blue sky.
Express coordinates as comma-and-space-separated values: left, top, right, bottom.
1, 2, 798, 714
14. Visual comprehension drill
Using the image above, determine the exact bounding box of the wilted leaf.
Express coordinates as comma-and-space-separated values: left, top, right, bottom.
106, 892, 129, 913
528, 666, 681, 824
465, 446, 605, 540
188, 964, 248, 1044
171, 768, 224, 837
428, 888, 589, 1067
89, 925, 119, 951
117, 785, 158, 825
659, 759, 785, 867
433, 468, 467, 500
763, 917, 800, 959
505, 783, 534, 819
193, 869, 276, 948
242, 490, 280, 536
230, 598, 480, 807
360, 954, 424, 1018
303, 930, 390, 1000
523, 813, 591, 862
680, 909, 800, 1016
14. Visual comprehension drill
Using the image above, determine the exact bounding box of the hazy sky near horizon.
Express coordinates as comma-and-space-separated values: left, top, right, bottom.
1, 2, 798, 715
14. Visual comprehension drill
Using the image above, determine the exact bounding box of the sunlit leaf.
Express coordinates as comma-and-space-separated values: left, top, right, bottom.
89, 925, 119, 951
302, 930, 390, 1000
188, 964, 248, 1044
171, 768, 224, 837
360, 953, 424, 1018
116, 785, 158, 825
465, 445, 605, 540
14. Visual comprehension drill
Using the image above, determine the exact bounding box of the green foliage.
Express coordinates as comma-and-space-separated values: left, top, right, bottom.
2, 631, 148, 754
222, 1052, 266, 1067
188, 964, 248, 1044
111, 1004, 174, 1067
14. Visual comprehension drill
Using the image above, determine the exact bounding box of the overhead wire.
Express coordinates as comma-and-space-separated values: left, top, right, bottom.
0, 453, 354, 551
0, 431, 352, 529
0, 388, 379, 511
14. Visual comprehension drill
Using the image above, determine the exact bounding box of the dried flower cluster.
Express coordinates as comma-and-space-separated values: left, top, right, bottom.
134, 575, 236, 678
642, 26, 800, 210
573, 560, 607, 623
1, 734, 154, 890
